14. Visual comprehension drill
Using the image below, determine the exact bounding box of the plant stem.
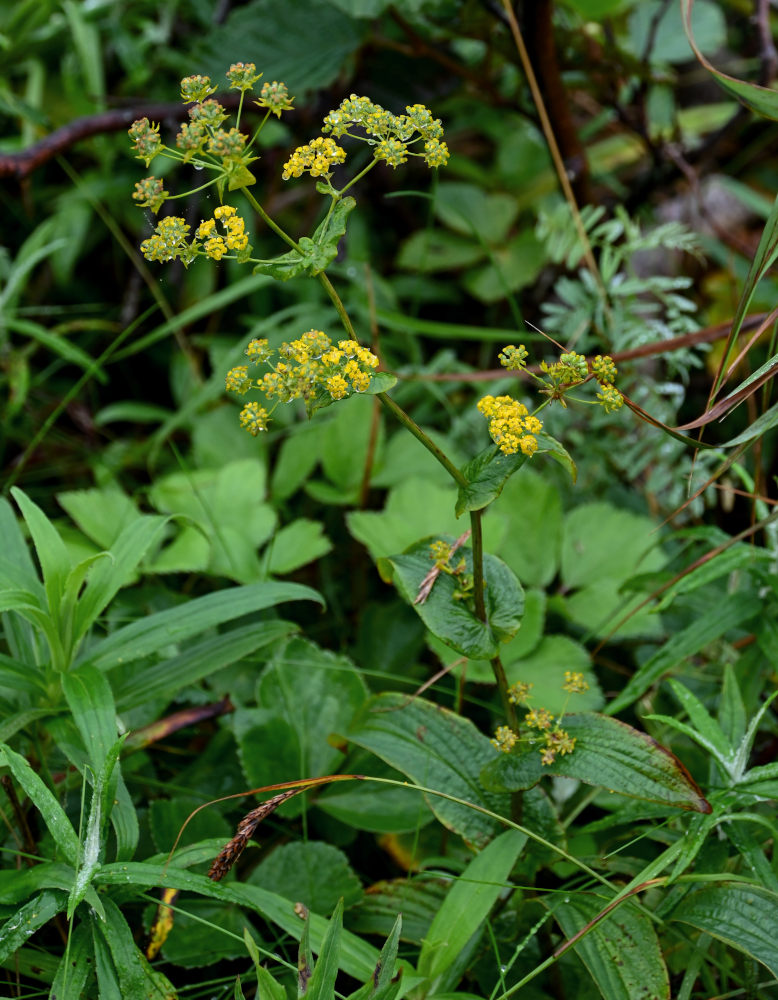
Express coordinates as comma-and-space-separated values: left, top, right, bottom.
240, 187, 303, 253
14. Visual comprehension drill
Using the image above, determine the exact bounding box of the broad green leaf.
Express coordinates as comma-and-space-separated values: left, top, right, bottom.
455, 445, 530, 517
0, 744, 80, 865
61, 663, 118, 773
306, 899, 343, 1000
78, 582, 322, 671
490, 469, 563, 589
160, 900, 248, 968
480, 745, 542, 793
267, 519, 332, 575
320, 394, 385, 491
417, 829, 526, 982
396, 229, 486, 273
56, 488, 141, 549
670, 882, 778, 979
544, 714, 711, 812
0, 890, 67, 962
389, 537, 523, 659
317, 754, 433, 833
553, 892, 670, 1000
11, 487, 72, 622
607, 590, 757, 714
249, 842, 362, 913
234, 638, 367, 805
504, 635, 604, 715
149, 797, 231, 853
462, 231, 546, 303
253, 198, 356, 280
349, 879, 445, 945
561, 503, 664, 591
194, 2, 365, 94
345, 693, 508, 847
434, 183, 520, 244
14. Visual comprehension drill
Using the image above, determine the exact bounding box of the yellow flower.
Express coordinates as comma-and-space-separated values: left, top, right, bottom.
326, 375, 349, 400
491, 726, 518, 753
562, 671, 589, 694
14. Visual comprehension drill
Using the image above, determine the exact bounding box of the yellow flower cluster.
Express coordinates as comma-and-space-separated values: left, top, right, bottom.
477, 395, 543, 457
225, 330, 380, 435
140, 205, 250, 266
491, 726, 518, 753
282, 137, 347, 180
493, 672, 589, 763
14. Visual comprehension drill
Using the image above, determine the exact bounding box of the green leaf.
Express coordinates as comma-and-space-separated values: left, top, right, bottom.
670, 882, 778, 979
306, 899, 343, 1000
0, 890, 67, 962
462, 231, 546, 303
418, 829, 526, 982
668, 679, 733, 760
61, 663, 118, 773
96, 863, 381, 981
50, 923, 92, 999
0, 496, 44, 596
389, 537, 523, 660
504, 635, 604, 715
235, 638, 367, 803
160, 899, 249, 968
480, 745, 543, 793
490, 469, 562, 588
434, 183, 521, 244
113, 620, 296, 711
345, 692, 508, 848
561, 502, 664, 591
93, 896, 155, 998
249, 842, 362, 913
552, 892, 670, 1000
305, 371, 397, 419
456, 445, 530, 517
0, 744, 80, 866
682, 0, 778, 119
78, 582, 323, 671
193, 1, 365, 94
245, 928, 287, 1000
11, 487, 72, 623
253, 198, 356, 281
267, 519, 332, 575
319, 394, 384, 490
396, 229, 486, 273
607, 590, 757, 714
544, 714, 711, 812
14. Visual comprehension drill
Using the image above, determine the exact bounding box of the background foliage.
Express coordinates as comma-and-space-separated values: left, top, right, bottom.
2, 1, 778, 998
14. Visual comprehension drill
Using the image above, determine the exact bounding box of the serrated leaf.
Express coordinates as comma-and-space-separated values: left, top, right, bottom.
544, 714, 711, 812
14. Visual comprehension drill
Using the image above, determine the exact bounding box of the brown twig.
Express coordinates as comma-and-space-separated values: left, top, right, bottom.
0, 96, 244, 179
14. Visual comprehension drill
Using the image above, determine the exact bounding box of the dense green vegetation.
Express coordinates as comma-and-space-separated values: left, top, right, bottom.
3, 1, 778, 998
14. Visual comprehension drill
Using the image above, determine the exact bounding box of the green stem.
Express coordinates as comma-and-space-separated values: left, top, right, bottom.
378, 392, 468, 488
471, 508, 519, 731
240, 187, 303, 253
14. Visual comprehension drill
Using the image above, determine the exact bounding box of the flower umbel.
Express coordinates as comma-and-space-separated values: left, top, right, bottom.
477, 395, 542, 457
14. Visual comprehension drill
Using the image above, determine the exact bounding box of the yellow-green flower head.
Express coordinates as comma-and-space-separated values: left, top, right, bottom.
477, 394, 541, 457
300, 329, 331, 358
499, 344, 529, 371
404, 103, 444, 140
226, 62, 261, 91
525, 707, 554, 731
508, 681, 533, 705
375, 138, 408, 168
545, 726, 576, 757
180, 75, 217, 103
257, 80, 295, 117
429, 539, 452, 564
189, 99, 228, 128
597, 383, 623, 413
592, 354, 617, 385
491, 726, 518, 753
207, 127, 247, 159
239, 401, 270, 435
225, 366, 252, 394
175, 121, 207, 161
422, 138, 449, 168
204, 236, 227, 260
245, 338, 272, 362
282, 136, 346, 180
140, 215, 191, 263
326, 374, 349, 400
132, 176, 168, 214
558, 351, 588, 382
128, 118, 162, 167
562, 670, 589, 694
